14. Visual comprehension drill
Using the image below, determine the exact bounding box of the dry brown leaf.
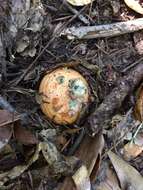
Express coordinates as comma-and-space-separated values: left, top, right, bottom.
0, 141, 70, 186
60, 132, 104, 190
123, 142, 143, 160
134, 85, 143, 121
108, 151, 143, 190
66, 0, 95, 6
76, 132, 104, 176
96, 167, 121, 190
0, 110, 20, 127
0, 125, 12, 151
14, 123, 38, 145
0, 143, 41, 187
124, 0, 143, 14
72, 165, 91, 190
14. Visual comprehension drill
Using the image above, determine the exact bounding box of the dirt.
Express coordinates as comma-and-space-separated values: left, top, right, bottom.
0, 0, 143, 189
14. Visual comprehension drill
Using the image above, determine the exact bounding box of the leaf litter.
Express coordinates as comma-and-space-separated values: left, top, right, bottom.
108, 151, 143, 190
0, 0, 143, 189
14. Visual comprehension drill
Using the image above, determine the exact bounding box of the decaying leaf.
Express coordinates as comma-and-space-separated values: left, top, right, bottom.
96, 167, 121, 190
123, 125, 143, 159
0, 0, 44, 57
124, 0, 143, 14
108, 151, 143, 190
72, 165, 91, 190
66, 0, 95, 6
14, 123, 38, 145
76, 132, 104, 177
60, 132, 104, 190
0, 142, 41, 187
0, 125, 12, 151
39, 129, 57, 141
0, 110, 21, 151
0, 110, 20, 127
0, 141, 73, 186
134, 85, 143, 122
123, 142, 143, 160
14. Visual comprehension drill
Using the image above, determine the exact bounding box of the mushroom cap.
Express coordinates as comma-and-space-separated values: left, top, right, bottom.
39, 67, 89, 125
124, 0, 143, 15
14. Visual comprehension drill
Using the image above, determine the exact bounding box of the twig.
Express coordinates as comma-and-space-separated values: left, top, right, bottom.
86, 63, 143, 136
131, 122, 143, 142
63, 0, 90, 25
122, 57, 143, 73
61, 18, 143, 39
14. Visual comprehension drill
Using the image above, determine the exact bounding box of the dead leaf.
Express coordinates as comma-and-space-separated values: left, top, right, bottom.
76, 132, 104, 177
41, 142, 72, 175
124, 0, 143, 14
0, 110, 20, 127
0, 125, 12, 151
72, 165, 91, 190
108, 151, 143, 190
96, 167, 121, 190
66, 0, 95, 6
0, 141, 74, 186
0, 142, 70, 187
14, 123, 38, 145
123, 141, 143, 160
0, 142, 41, 187
60, 132, 104, 190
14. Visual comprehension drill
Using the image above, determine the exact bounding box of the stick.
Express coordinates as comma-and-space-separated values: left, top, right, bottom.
63, 1, 90, 25
61, 18, 143, 39
87, 63, 143, 136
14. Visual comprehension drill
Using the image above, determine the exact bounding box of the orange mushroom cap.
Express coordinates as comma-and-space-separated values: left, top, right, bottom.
39, 67, 89, 125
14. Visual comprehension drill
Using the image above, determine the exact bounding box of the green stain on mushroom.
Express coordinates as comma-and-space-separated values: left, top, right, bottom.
69, 79, 87, 97
69, 99, 79, 111
56, 76, 65, 84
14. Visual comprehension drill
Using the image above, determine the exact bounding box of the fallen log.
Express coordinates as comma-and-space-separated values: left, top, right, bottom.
61, 18, 143, 39
87, 63, 143, 136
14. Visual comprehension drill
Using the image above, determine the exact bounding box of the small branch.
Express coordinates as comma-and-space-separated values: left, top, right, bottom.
87, 63, 143, 136
61, 18, 143, 39
63, 1, 90, 25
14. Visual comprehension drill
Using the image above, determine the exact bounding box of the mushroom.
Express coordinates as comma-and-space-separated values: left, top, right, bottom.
39, 67, 89, 125
124, 0, 143, 14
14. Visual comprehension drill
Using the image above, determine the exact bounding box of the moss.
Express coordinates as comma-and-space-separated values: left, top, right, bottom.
69, 79, 87, 97
69, 99, 78, 110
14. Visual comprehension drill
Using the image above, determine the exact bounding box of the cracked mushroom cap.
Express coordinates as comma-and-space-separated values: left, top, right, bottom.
39, 67, 89, 125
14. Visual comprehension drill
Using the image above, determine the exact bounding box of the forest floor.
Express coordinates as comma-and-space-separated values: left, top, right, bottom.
0, 0, 143, 190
